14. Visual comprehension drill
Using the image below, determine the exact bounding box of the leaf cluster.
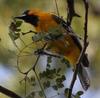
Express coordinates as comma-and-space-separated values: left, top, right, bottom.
9, 19, 22, 41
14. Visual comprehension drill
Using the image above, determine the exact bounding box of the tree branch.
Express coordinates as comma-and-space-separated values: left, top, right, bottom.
0, 85, 23, 98
68, 0, 89, 98
66, 0, 80, 25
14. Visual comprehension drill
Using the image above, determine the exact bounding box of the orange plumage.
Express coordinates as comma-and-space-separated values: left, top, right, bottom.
15, 9, 90, 90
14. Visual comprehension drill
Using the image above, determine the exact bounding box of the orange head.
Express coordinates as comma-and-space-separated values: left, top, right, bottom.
15, 9, 60, 32
15, 9, 44, 27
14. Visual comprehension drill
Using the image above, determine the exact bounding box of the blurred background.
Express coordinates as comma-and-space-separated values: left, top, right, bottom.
0, 0, 100, 98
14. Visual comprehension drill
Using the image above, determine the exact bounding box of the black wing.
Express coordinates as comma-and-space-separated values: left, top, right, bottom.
52, 15, 89, 67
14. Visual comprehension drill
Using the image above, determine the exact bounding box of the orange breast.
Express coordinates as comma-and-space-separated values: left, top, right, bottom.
47, 35, 80, 65
34, 14, 80, 66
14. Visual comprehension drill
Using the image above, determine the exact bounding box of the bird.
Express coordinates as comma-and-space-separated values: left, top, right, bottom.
15, 9, 90, 90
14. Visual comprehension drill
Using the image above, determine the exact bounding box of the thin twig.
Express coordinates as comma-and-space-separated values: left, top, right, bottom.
19, 37, 26, 47
21, 30, 37, 35
13, 41, 21, 52
34, 69, 46, 98
32, 55, 41, 71
55, 0, 60, 16
32, 43, 47, 98
25, 76, 27, 96
83, 0, 89, 43
68, 0, 89, 98
34, 50, 61, 58
0, 85, 22, 98
17, 42, 34, 74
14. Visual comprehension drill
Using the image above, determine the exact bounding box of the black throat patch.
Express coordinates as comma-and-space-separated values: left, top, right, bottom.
24, 14, 39, 27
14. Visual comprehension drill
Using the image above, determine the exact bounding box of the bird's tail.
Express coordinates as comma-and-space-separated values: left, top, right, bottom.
78, 63, 90, 90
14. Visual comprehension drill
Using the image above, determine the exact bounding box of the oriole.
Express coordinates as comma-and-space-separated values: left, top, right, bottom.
15, 9, 90, 90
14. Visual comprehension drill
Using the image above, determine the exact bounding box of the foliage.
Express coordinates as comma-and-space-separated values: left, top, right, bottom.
0, 0, 97, 98
8, 10, 87, 97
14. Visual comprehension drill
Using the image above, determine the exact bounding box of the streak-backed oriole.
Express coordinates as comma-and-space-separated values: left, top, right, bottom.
15, 9, 90, 90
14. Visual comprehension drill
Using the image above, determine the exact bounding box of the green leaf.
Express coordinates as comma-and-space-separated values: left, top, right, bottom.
47, 56, 52, 64
43, 81, 50, 89
61, 75, 66, 81
64, 88, 69, 94
57, 68, 61, 73
16, 21, 23, 27
39, 71, 46, 79
56, 75, 66, 83
76, 91, 84, 96
56, 77, 64, 88
57, 83, 64, 88
74, 91, 84, 98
